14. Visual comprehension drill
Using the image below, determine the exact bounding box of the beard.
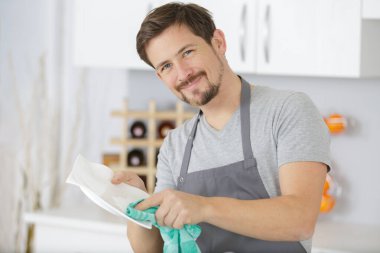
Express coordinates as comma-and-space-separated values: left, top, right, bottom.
175, 55, 224, 106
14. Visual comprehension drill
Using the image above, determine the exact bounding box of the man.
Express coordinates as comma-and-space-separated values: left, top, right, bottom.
112, 2, 330, 253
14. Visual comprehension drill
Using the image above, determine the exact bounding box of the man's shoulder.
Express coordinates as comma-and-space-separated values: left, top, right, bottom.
251, 85, 297, 101
249, 85, 316, 119
250, 85, 301, 107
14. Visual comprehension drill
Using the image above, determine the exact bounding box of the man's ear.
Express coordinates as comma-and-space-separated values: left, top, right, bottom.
212, 29, 227, 54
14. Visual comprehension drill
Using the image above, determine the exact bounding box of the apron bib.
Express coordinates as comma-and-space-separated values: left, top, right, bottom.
176, 78, 306, 253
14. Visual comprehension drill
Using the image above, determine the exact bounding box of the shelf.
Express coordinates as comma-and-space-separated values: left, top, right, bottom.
109, 100, 194, 193
111, 138, 164, 147
111, 110, 194, 120
109, 166, 154, 175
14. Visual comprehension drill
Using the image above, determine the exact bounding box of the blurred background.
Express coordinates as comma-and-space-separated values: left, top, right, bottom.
1, 0, 379, 252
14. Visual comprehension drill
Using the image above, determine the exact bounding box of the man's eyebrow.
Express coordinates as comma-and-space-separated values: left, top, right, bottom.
155, 44, 196, 70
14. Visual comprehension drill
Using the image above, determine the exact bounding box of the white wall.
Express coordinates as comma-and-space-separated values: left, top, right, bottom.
0, 0, 128, 250
246, 74, 380, 226
0, 0, 55, 250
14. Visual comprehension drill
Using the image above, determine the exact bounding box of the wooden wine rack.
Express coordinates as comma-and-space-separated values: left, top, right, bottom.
110, 100, 194, 193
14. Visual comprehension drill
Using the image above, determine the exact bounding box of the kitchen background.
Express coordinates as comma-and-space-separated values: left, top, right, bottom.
1, 0, 379, 252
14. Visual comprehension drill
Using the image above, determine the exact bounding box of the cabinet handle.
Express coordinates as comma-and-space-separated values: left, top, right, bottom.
239, 3, 247, 63
264, 4, 271, 64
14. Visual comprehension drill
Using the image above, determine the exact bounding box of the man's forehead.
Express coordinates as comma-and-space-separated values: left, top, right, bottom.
148, 24, 197, 49
146, 25, 201, 67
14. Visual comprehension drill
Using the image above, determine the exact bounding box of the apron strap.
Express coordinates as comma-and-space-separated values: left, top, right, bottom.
178, 111, 201, 186
240, 78, 256, 168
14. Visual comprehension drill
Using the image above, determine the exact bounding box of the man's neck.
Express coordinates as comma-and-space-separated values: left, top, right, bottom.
200, 70, 242, 130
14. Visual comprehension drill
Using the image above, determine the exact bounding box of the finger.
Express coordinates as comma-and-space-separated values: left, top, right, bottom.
167, 203, 186, 229
172, 215, 184, 229
112, 170, 136, 184
135, 192, 164, 210
163, 210, 178, 228
111, 171, 125, 184
155, 205, 170, 227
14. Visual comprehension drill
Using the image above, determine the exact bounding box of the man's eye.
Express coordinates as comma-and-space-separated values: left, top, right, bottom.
161, 63, 172, 72
183, 50, 193, 56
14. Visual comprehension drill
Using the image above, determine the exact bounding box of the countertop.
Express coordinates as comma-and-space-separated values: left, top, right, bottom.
24, 201, 127, 234
24, 203, 380, 253
312, 219, 380, 253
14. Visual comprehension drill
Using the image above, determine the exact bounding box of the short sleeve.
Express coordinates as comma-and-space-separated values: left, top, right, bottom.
154, 132, 177, 193
275, 92, 331, 170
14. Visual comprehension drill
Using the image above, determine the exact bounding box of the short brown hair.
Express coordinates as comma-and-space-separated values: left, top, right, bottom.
136, 2, 216, 68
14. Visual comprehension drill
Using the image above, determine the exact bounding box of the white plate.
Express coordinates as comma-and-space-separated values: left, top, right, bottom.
66, 154, 152, 229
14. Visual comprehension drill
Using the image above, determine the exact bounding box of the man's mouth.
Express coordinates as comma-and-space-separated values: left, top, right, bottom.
177, 72, 205, 91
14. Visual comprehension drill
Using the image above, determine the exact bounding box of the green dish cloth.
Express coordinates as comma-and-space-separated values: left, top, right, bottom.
126, 199, 202, 253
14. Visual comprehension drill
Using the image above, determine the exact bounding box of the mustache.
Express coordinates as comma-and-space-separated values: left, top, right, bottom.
176, 71, 206, 91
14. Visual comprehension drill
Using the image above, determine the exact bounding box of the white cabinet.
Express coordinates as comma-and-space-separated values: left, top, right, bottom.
257, 0, 325, 76
362, 0, 380, 19
190, 0, 258, 73
72, 0, 258, 73
72, 0, 380, 77
256, 0, 380, 77
72, 0, 154, 69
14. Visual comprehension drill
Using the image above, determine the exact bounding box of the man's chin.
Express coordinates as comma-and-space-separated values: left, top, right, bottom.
179, 88, 217, 106
180, 96, 201, 107
186, 97, 214, 107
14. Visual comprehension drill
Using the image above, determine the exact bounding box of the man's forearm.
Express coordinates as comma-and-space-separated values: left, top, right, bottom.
200, 162, 326, 242
203, 195, 320, 242
127, 221, 163, 253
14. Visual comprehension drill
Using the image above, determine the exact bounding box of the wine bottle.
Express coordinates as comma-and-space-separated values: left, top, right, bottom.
127, 149, 145, 166
130, 121, 146, 138
158, 121, 175, 139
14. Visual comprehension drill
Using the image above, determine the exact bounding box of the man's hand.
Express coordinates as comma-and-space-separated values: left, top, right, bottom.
111, 171, 163, 252
111, 170, 147, 192
136, 189, 208, 229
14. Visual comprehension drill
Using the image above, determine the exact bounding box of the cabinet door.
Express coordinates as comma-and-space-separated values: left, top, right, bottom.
72, 0, 154, 69
257, 0, 361, 77
185, 0, 257, 73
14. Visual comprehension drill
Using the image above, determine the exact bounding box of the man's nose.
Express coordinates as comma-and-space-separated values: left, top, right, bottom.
176, 61, 192, 83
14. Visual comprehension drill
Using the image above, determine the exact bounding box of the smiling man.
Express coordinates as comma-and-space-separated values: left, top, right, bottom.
112, 2, 331, 253
147, 25, 224, 107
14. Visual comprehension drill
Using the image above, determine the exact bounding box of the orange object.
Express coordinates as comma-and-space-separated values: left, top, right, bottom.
324, 113, 347, 134
320, 194, 336, 213
322, 179, 330, 195
320, 175, 338, 213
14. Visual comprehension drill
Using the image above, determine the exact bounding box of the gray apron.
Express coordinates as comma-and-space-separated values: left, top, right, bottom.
176, 78, 306, 253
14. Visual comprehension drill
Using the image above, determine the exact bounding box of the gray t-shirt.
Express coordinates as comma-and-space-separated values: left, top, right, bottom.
155, 85, 331, 252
